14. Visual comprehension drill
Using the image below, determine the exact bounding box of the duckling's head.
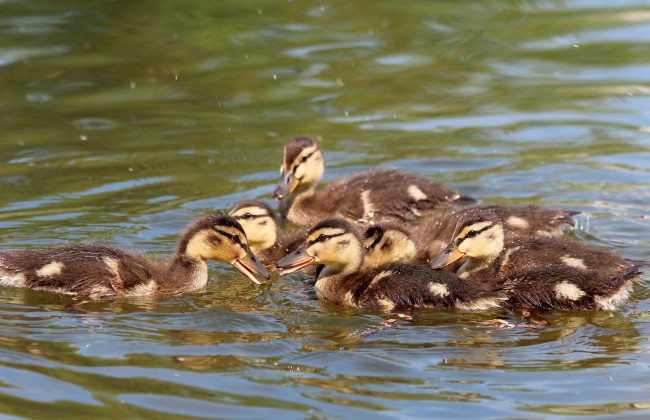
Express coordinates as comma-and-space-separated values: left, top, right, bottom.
276, 218, 364, 276
273, 136, 324, 201
429, 208, 504, 271
178, 214, 270, 284
363, 223, 417, 266
228, 200, 278, 252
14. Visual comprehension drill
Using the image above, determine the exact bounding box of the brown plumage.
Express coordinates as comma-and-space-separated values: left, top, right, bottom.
276, 218, 505, 311
428, 207, 645, 311
0, 214, 269, 299
272, 136, 472, 226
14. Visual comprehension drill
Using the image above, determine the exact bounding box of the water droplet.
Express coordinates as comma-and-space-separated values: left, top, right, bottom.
273, 74, 277, 80
130, 81, 136, 89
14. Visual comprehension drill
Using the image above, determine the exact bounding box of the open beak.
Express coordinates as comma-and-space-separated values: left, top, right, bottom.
233, 248, 269, 284
276, 244, 316, 275
272, 169, 300, 201
429, 241, 466, 269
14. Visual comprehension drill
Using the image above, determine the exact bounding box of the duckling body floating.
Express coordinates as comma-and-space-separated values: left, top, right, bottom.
362, 204, 578, 267
272, 136, 471, 226
277, 218, 504, 311
429, 208, 645, 310
0, 214, 268, 299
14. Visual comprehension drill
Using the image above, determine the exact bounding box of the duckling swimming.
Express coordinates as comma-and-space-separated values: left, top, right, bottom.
276, 218, 504, 311
428, 207, 645, 311
272, 136, 472, 226
0, 214, 269, 299
362, 204, 578, 267
229, 199, 307, 268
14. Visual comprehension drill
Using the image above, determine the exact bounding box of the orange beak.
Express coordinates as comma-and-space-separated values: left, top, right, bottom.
232, 247, 269, 284
429, 241, 466, 269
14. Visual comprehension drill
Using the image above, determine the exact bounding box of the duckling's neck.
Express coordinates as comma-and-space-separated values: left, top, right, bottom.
314, 243, 364, 304
279, 181, 318, 219
159, 253, 208, 294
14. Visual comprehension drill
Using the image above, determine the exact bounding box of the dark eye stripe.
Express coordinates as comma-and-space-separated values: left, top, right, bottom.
457, 224, 493, 246
292, 151, 315, 172
232, 213, 264, 221
215, 228, 243, 246
307, 232, 343, 246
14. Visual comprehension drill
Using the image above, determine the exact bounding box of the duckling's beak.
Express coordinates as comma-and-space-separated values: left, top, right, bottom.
276, 244, 316, 275
429, 241, 466, 269
233, 248, 269, 284
272, 169, 299, 201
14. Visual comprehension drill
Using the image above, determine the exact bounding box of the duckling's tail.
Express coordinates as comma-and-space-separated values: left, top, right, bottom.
623, 261, 648, 280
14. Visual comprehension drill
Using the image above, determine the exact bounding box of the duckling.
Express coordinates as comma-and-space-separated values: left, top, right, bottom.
229, 199, 307, 268
272, 136, 472, 226
362, 204, 578, 267
428, 207, 645, 310
0, 214, 269, 299
276, 218, 505, 311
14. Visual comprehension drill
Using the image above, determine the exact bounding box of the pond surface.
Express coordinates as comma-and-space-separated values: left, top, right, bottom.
1, 0, 650, 417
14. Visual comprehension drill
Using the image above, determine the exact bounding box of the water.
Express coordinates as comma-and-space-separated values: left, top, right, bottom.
1, 0, 650, 417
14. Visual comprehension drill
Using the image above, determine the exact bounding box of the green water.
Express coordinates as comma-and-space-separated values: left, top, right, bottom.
1, 0, 650, 417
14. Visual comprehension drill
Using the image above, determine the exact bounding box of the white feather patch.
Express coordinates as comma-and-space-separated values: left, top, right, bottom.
555, 281, 586, 300
506, 216, 529, 229
36, 261, 64, 277
560, 256, 587, 269
407, 185, 427, 201
428, 282, 450, 297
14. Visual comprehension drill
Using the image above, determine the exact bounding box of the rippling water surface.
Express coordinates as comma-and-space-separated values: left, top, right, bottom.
1, 0, 650, 417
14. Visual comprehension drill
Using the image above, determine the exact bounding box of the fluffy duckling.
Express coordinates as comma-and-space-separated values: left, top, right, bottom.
276, 218, 505, 311
229, 199, 307, 268
272, 136, 472, 226
428, 208, 645, 310
0, 214, 269, 299
362, 204, 578, 267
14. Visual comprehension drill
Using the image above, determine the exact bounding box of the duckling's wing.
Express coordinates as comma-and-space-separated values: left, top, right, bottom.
355, 264, 504, 311
338, 169, 470, 223
0, 245, 154, 298
502, 264, 642, 311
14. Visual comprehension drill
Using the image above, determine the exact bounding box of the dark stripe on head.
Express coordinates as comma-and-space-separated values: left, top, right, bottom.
178, 213, 245, 254
230, 200, 274, 219
284, 136, 319, 168
456, 223, 494, 247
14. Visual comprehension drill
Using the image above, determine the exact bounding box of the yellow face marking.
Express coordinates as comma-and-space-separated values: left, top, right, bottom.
307, 227, 346, 243
36, 261, 64, 277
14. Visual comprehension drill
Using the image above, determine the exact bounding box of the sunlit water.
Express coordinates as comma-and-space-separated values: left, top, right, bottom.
1, 0, 650, 417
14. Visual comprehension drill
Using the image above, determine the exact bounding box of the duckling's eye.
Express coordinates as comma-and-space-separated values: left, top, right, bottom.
243, 213, 253, 219
317, 234, 327, 242
300, 155, 309, 163
465, 230, 478, 238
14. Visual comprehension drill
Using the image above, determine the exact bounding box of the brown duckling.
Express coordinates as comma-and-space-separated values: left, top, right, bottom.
0, 214, 269, 299
229, 199, 307, 268
428, 207, 645, 311
362, 204, 578, 267
276, 218, 505, 311
272, 136, 472, 226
